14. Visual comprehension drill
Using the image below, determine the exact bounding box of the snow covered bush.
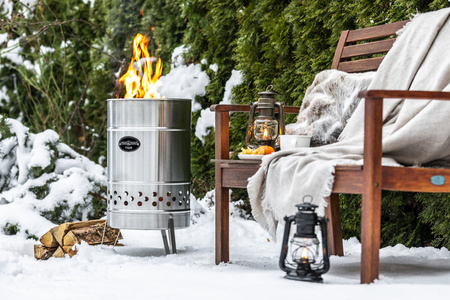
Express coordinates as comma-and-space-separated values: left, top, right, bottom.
0, 116, 106, 236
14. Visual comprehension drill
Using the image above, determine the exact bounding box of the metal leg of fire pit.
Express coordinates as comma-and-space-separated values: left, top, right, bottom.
112, 229, 121, 249
160, 214, 177, 255
168, 214, 177, 254
161, 230, 170, 254
100, 220, 107, 246
100, 221, 121, 250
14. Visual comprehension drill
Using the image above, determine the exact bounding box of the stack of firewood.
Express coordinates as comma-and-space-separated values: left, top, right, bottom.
34, 219, 122, 260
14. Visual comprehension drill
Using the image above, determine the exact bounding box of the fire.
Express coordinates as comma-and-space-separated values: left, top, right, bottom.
118, 33, 163, 99
301, 247, 309, 261
263, 128, 270, 139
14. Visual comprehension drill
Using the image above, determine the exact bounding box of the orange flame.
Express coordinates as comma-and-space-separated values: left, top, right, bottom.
263, 128, 270, 139
118, 33, 163, 99
301, 247, 308, 260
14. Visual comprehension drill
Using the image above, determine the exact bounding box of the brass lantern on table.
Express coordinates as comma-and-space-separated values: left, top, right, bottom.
245, 87, 285, 148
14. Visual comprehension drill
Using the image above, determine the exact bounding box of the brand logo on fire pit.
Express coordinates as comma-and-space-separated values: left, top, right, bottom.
118, 136, 141, 152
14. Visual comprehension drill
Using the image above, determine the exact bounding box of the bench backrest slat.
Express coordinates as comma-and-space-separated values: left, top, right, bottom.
338, 56, 385, 73
331, 20, 409, 72
341, 38, 396, 59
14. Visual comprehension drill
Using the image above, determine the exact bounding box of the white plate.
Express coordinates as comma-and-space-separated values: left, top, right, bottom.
238, 154, 264, 160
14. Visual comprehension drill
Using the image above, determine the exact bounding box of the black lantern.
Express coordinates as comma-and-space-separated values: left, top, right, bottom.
245, 86, 285, 148
279, 196, 330, 282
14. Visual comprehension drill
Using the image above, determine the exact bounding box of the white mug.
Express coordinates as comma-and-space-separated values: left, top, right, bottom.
279, 135, 311, 150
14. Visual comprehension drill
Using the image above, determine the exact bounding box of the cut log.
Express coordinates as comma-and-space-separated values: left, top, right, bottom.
36, 220, 117, 259
39, 230, 59, 248
62, 245, 78, 257
52, 246, 66, 258
34, 244, 56, 260
50, 223, 68, 246
50, 219, 107, 246
63, 224, 122, 246
67, 219, 106, 231
63, 231, 80, 246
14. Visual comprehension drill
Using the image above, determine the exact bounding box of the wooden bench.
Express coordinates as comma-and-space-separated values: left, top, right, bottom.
210, 20, 450, 283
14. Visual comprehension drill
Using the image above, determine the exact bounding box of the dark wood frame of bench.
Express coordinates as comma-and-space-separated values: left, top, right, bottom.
210, 20, 450, 283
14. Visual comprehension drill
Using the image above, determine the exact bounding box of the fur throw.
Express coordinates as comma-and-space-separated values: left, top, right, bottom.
286, 70, 374, 145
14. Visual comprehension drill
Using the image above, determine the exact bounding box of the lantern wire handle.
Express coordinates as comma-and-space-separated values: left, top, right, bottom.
302, 195, 313, 204
266, 85, 274, 91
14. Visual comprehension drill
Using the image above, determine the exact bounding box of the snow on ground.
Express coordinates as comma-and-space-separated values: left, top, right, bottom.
1, 194, 450, 300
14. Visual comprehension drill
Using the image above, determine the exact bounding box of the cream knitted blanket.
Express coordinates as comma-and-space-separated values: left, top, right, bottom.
248, 8, 450, 239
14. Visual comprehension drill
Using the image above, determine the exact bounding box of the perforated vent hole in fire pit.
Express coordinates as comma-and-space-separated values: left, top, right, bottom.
108, 187, 191, 211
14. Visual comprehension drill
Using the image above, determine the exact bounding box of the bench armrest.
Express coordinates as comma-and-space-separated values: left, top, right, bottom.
358, 90, 450, 100
210, 104, 252, 112
210, 104, 300, 113
359, 89, 450, 206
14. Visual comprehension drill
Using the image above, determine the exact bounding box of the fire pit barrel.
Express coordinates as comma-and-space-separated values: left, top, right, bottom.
107, 98, 191, 230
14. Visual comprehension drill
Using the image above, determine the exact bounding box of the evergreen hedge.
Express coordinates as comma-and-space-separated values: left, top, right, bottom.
1, 0, 450, 248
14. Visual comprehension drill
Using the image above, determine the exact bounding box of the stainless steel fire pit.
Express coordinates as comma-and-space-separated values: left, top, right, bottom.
106, 99, 191, 241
